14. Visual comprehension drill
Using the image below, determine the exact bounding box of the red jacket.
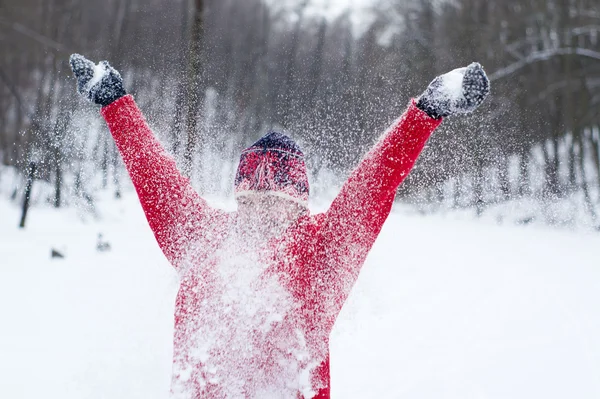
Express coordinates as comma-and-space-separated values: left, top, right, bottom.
102, 95, 441, 398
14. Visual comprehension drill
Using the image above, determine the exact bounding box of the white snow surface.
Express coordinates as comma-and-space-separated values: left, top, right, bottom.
1, 189, 600, 398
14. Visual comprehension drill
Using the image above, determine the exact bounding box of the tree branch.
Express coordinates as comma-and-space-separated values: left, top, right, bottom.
0, 17, 68, 53
490, 47, 600, 81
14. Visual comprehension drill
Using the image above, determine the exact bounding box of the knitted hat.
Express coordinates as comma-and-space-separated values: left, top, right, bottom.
234, 132, 309, 207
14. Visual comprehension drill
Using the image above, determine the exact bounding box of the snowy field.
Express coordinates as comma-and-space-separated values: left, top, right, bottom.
1, 190, 600, 398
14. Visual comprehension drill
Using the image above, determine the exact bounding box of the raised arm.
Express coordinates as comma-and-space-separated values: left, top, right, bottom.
102, 96, 227, 269
322, 100, 441, 264
70, 54, 227, 271
321, 63, 490, 290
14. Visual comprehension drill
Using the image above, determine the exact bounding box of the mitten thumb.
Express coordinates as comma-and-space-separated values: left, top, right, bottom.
69, 53, 95, 95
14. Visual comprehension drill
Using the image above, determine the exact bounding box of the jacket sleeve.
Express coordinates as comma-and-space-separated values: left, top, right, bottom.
320, 100, 442, 292
101, 95, 227, 271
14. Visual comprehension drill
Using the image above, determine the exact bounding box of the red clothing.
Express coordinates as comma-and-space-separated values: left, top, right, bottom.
102, 95, 441, 398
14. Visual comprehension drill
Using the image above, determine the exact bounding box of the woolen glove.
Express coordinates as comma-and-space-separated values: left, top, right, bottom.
416, 62, 490, 119
69, 53, 126, 107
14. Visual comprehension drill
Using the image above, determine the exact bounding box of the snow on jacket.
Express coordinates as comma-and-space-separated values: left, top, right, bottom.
101, 95, 442, 398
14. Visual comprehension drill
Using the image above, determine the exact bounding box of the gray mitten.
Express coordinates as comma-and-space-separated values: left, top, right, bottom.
416, 62, 490, 119
69, 54, 126, 107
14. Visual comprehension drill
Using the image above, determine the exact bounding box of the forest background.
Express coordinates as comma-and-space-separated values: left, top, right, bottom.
1, 0, 599, 227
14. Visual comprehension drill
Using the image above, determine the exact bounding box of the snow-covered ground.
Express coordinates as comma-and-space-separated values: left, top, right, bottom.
1, 189, 600, 398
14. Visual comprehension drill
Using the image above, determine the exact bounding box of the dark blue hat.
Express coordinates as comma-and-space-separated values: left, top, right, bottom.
247, 132, 304, 156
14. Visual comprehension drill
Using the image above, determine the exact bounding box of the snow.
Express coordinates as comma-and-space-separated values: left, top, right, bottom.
331, 214, 600, 398
0, 192, 176, 398
86, 62, 109, 92
171, 224, 318, 398
1, 188, 600, 398
439, 66, 467, 101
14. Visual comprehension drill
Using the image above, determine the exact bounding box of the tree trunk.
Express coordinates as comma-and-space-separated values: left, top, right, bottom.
307, 18, 327, 111
498, 152, 511, 200
542, 138, 560, 197
576, 132, 598, 226
101, 135, 109, 189
452, 176, 461, 209
19, 162, 36, 229
182, 0, 205, 180
169, 0, 191, 159
281, 0, 309, 128
113, 141, 121, 199
568, 134, 577, 192
54, 158, 62, 208
518, 151, 530, 197
589, 131, 600, 202
474, 170, 485, 217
